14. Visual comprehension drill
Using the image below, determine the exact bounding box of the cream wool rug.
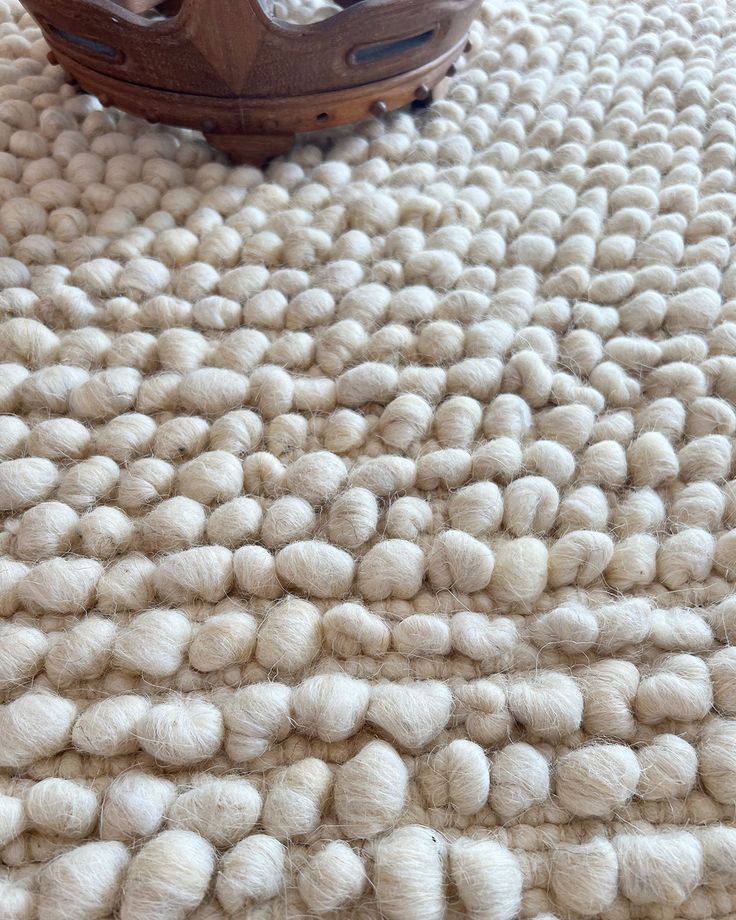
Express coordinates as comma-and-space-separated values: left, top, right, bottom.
0, 0, 736, 917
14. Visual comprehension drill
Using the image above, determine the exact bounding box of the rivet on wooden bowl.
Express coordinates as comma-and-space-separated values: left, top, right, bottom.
415, 83, 431, 101
370, 100, 387, 118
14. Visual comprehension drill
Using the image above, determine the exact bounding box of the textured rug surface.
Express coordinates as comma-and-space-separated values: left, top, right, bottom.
1, 0, 736, 917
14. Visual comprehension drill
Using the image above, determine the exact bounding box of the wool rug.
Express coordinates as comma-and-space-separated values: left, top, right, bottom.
1, 0, 736, 917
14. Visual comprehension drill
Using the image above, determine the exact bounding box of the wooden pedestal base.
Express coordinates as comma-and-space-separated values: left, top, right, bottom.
50, 37, 467, 165
204, 132, 295, 164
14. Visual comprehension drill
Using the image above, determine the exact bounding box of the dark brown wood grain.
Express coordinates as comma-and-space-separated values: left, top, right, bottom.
113, 0, 162, 13
22, 0, 481, 163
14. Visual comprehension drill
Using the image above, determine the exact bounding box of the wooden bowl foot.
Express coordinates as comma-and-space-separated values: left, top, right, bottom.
205, 132, 295, 165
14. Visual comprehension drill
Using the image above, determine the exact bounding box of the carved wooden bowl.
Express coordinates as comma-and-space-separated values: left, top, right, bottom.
21, 0, 482, 163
